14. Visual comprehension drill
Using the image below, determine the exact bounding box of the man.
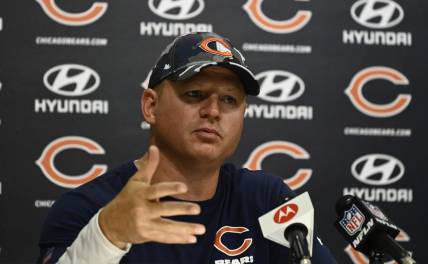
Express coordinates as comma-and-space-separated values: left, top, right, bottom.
38, 32, 337, 263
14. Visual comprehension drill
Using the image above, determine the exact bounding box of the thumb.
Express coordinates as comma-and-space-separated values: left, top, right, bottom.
132, 145, 160, 184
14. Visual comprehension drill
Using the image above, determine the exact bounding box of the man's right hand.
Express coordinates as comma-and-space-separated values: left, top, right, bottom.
98, 145, 206, 249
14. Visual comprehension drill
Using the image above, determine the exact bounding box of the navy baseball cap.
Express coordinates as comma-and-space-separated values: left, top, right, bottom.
147, 32, 260, 95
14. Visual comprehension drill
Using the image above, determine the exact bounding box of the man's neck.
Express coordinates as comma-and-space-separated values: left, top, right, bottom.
138, 151, 221, 202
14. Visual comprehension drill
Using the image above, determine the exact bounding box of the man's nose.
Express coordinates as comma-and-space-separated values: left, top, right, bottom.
200, 95, 220, 120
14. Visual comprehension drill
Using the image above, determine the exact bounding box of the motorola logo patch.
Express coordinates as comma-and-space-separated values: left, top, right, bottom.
351, 0, 404, 29
273, 204, 298, 224
44, 64, 100, 97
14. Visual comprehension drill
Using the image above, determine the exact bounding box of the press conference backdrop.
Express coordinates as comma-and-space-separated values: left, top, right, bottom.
1, 0, 427, 263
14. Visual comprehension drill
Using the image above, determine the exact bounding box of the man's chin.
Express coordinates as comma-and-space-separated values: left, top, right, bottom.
188, 145, 228, 163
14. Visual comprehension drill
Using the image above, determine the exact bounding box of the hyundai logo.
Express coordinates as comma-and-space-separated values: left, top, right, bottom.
43, 64, 100, 97
148, 0, 204, 20
351, 0, 404, 29
256, 70, 305, 103
351, 153, 404, 186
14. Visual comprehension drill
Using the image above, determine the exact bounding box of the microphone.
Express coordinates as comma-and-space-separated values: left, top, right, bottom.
334, 195, 416, 264
258, 192, 314, 264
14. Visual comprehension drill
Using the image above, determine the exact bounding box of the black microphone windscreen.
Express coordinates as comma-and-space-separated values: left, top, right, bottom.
335, 195, 355, 216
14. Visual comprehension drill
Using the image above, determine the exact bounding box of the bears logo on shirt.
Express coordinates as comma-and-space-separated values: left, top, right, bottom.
214, 226, 253, 256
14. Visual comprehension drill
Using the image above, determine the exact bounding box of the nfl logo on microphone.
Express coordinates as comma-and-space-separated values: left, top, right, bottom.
339, 205, 365, 236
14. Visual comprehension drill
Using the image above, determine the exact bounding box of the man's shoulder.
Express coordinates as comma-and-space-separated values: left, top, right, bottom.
220, 163, 294, 204
221, 163, 287, 188
57, 160, 136, 210
39, 160, 137, 244
71, 160, 136, 201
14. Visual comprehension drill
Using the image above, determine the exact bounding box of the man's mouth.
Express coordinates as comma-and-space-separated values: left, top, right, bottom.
194, 128, 222, 139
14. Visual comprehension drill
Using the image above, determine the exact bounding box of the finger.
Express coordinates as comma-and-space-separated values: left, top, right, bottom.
133, 145, 159, 183
150, 201, 200, 217
145, 182, 188, 200
153, 218, 206, 236
144, 229, 198, 244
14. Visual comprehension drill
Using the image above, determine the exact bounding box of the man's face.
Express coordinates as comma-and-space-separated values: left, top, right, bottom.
146, 66, 247, 164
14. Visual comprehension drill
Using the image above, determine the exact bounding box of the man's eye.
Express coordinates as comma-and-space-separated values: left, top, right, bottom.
186, 90, 203, 98
223, 96, 237, 105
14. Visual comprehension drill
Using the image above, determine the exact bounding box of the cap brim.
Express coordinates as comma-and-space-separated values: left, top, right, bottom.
172, 61, 260, 96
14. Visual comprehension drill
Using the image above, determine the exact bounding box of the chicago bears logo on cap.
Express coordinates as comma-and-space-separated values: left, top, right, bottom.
199, 37, 233, 57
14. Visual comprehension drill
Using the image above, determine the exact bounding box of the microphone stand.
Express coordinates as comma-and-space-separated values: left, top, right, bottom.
368, 250, 384, 264
285, 227, 312, 264
371, 234, 417, 264
367, 249, 417, 264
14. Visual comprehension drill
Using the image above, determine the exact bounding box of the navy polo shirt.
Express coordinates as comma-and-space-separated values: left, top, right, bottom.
38, 161, 337, 263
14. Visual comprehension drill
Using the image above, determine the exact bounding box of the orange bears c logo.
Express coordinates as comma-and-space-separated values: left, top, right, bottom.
214, 226, 253, 257
36, 0, 108, 26
36, 136, 107, 188
243, 141, 312, 190
199, 37, 233, 57
345, 66, 411, 118
243, 0, 312, 34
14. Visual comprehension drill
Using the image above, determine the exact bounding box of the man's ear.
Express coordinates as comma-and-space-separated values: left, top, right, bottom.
141, 88, 158, 125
